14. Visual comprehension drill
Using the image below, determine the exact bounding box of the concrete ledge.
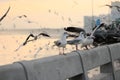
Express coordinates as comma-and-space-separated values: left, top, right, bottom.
0, 43, 120, 80
0, 63, 26, 80
0, 52, 83, 80
108, 43, 120, 60
78, 46, 110, 70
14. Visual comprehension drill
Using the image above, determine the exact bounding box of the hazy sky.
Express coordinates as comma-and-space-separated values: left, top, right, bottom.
0, 0, 117, 29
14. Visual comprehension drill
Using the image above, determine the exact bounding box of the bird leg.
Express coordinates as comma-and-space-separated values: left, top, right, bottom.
62, 48, 66, 55
85, 45, 89, 50
59, 48, 62, 55
75, 45, 79, 50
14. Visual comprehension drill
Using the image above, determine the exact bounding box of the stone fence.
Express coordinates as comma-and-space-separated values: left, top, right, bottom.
0, 43, 120, 80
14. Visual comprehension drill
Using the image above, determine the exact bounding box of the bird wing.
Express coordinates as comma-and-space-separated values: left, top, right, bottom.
39, 33, 51, 37
64, 27, 85, 33
0, 6, 11, 22
90, 23, 104, 37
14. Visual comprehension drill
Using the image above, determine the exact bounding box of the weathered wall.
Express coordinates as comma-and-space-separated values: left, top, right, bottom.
0, 43, 120, 80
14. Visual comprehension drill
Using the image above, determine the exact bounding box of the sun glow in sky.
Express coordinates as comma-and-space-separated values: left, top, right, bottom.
0, 0, 117, 29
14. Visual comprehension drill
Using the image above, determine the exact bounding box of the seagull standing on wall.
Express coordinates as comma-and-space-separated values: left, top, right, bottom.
54, 32, 69, 55
81, 23, 104, 49
67, 32, 85, 50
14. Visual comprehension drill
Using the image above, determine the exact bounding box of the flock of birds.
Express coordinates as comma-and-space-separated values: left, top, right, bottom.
15, 23, 116, 56
1, 4, 120, 56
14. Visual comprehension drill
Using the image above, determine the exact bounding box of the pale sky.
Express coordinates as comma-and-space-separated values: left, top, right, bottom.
0, 0, 118, 29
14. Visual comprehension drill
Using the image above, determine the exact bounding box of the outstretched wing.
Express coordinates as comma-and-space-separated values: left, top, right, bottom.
38, 32, 51, 37
0, 6, 11, 22
64, 27, 85, 33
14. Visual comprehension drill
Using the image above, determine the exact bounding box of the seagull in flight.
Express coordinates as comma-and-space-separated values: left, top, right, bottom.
15, 32, 51, 51
18, 15, 27, 18
13, 15, 27, 20
53, 32, 69, 55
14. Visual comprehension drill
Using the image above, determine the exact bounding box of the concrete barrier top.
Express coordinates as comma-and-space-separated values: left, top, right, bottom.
108, 43, 120, 60
0, 52, 83, 80
0, 63, 26, 80
0, 43, 120, 80
78, 46, 111, 70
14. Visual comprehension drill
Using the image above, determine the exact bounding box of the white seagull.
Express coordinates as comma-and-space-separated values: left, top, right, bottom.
67, 32, 85, 50
81, 23, 104, 49
54, 32, 69, 55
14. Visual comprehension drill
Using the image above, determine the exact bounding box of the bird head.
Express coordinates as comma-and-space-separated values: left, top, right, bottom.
79, 31, 86, 38
63, 32, 69, 38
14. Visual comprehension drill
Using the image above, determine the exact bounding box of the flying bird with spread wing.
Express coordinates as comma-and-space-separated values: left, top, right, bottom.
15, 32, 51, 51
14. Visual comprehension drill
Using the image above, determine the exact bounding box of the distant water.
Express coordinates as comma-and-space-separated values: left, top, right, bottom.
0, 28, 65, 38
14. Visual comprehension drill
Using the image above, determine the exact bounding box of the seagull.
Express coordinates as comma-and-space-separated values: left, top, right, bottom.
23, 32, 51, 45
13, 15, 27, 20
81, 23, 105, 49
13, 15, 38, 24
18, 15, 27, 18
15, 32, 51, 51
67, 31, 85, 50
53, 32, 69, 55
